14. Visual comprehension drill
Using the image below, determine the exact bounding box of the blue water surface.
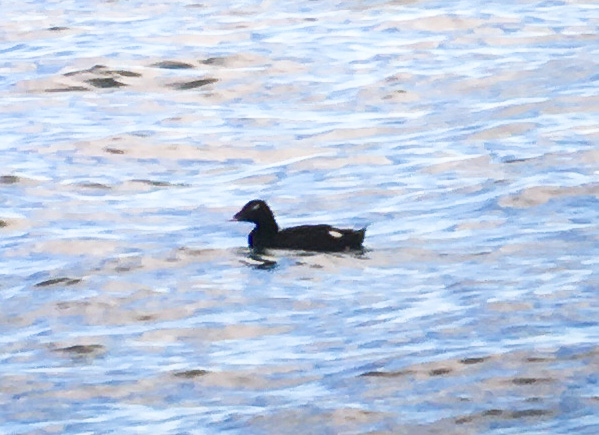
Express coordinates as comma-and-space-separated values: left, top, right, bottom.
1, 0, 599, 433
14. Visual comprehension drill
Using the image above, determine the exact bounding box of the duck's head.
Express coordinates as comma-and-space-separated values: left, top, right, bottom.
233, 199, 277, 229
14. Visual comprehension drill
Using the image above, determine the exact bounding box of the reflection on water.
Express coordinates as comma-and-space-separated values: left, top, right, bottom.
1, 0, 599, 433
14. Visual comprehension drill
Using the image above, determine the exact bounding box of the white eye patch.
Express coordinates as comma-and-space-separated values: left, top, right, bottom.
328, 230, 343, 238
251, 203, 261, 211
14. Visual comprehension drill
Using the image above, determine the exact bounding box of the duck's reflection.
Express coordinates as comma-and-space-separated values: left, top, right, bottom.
239, 246, 369, 270
240, 249, 278, 270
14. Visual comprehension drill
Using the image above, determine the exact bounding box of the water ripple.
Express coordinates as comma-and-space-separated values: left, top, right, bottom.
2, 0, 599, 433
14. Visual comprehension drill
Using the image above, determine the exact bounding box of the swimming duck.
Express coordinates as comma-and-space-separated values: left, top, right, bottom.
233, 199, 365, 252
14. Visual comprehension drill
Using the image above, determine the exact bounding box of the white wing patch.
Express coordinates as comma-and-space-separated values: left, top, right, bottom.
328, 230, 343, 238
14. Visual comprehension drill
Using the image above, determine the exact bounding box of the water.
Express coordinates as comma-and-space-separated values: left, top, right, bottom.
2, 0, 599, 433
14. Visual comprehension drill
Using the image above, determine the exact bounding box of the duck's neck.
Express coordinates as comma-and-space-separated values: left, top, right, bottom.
255, 215, 279, 236
249, 216, 278, 248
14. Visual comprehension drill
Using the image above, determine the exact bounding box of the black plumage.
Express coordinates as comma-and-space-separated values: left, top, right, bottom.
233, 199, 365, 252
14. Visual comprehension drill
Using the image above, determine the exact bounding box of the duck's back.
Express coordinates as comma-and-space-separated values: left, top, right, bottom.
270, 224, 365, 252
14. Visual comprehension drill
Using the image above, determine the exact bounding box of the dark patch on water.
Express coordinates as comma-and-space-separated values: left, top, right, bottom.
112, 70, 141, 78
429, 367, 452, 376
104, 147, 125, 155
64, 65, 106, 76
152, 61, 195, 69
130, 179, 188, 187
173, 369, 210, 378
526, 356, 553, 363
56, 344, 105, 355
45, 85, 89, 92
460, 357, 489, 365
168, 78, 218, 90
86, 78, 127, 88
510, 409, 553, 419
35, 277, 82, 287
200, 57, 227, 66
455, 407, 553, 425
359, 370, 415, 378
1, 175, 20, 184
64, 65, 140, 78
78, 182, 112, 189
512, 377, 554, 385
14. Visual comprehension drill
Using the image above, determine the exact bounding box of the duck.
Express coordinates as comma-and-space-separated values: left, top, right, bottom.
232, 199, 365, 252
